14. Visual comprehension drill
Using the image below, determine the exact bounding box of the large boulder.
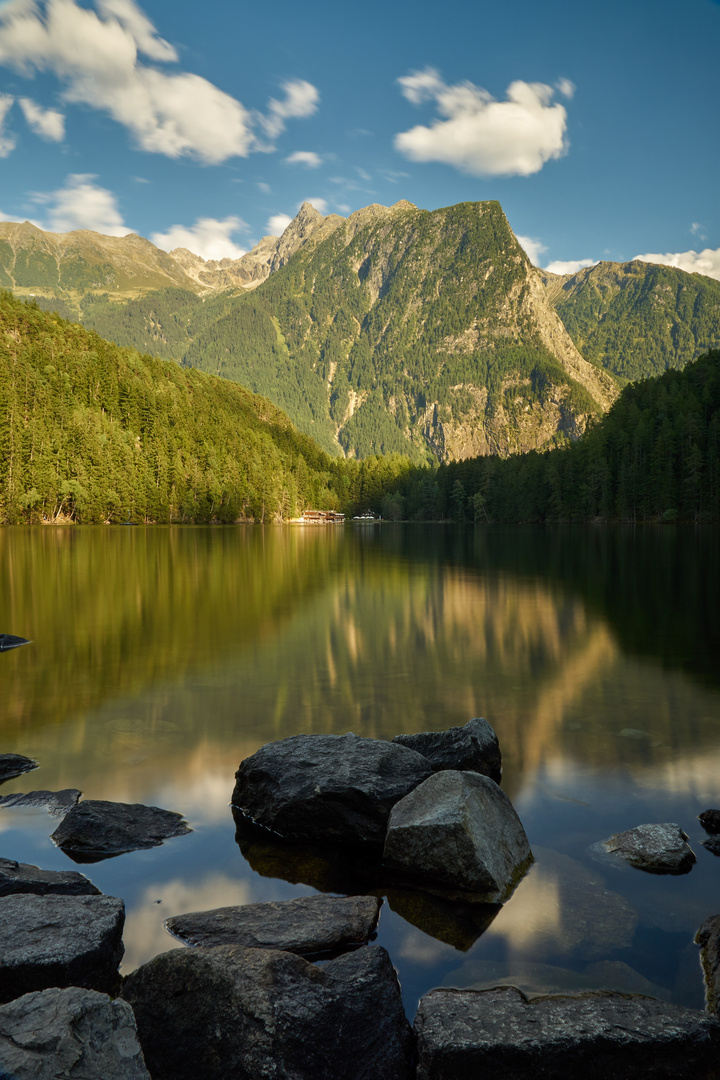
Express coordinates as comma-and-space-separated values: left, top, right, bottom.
383, 770, 532, 901
232, 733, 432, 849
393, 718, 501, 783
0, 754, 37, 783
696, 914, 720, 1017
122, 943, 415, 1080
0, 857, 100, 897
599, 823, 696, 874
166, 894, 382, 958
414, 986, 720, 1080
51, 800, 191, 861
0, 986, 150, 1079
0, 894, 124, 1002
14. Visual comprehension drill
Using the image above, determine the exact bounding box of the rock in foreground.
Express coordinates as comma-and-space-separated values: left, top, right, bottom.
0, 857, 100, 897
600, 823, 696, 874
696, 914, 720, 1017
383, 770, 532, 902
393, 717, 502, 784
0, 986, 150, 1079
122, 943, 414, 1080
232, 733, 432, 849
0, 754, 37, 783
51, 800, 191, 860
0, 893, 124, 1002
166, 894, 381, 957
415, 986, 720, 1080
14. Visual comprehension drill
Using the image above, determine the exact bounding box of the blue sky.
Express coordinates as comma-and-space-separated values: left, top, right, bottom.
0, 0, 718, 278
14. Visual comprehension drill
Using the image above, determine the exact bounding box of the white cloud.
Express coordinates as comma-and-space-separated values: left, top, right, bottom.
516, 234, 548, 266
633, 247, 720, 282
395, 67, 570, 177
284, 150, 321, 168
0, 91, 15, 156
30, 173, 130, 234
261, 79, 319, 139
556, 77, 575, 99
300, 197, 328, 215
0, 0, 253, 162
19, 96, 64, 140
151, 216, 248, 261
267, 212, 292, 235
690, 222, 708, 242
257, 181, 271, 193
544, 258, 597, 275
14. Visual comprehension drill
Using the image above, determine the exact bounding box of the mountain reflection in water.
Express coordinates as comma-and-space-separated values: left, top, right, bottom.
0, 524, 717, 1015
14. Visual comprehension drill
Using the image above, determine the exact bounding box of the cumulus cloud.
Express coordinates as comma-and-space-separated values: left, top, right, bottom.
267, 212, 292, 235
19, 96, 64, 140
516, 234, 548, 266
0, 92, 15, 156
30, 173, 130, 234
544, 258, 597, 275
300, 197, 328, 215
284, 150, 321, 168
151, 216, 249, 260
395, 67, 570, 177
633, 247, 720, 282
260, 79, 319, 140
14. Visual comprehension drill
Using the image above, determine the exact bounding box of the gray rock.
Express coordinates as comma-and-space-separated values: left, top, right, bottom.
414, 986, 720, 1080
0, 893, 124, 1002
232, 733, 432, 849
51, 799, 191, 861
383, 770, 532, 902
0, 788, 81, 816
695, 914, 720, 1017
0, 857, 100, 897
699, 808, 720, 834
166, 894, 382, 958
0, 986, 150, 1079
702, 836, 720, 855
0, 634, 30, 652
393, 717, 502, 783
122, 944, 415, 1080
0, 755, 37, 783
600, 823, 696, 874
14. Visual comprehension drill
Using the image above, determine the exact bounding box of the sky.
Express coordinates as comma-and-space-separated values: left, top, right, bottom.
0, 0, 718, 278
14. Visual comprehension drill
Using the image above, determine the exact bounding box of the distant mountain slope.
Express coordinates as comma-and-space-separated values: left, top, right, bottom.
542, 260, 720, 382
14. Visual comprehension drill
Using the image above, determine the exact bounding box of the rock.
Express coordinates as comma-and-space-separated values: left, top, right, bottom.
699, 809, 720, 834
383, 770, 532, 901
51, 799, 191, 861
122, 944, 415, 1080
385, 888, 501, 952
232, 733, 432, 849
0, 986, 150, 1079
599, 823, 696, 874
702, 836, 720, 855
0, 893, 124, 1002
392, 717, 502, 784
0, 634, 30, 652
166, 894, 382, 958
414, 986, 720, 1080
0, 788, 81, 816
0, 857, 100, 897
695, 914, 720, 1017
0, 754, 37, 783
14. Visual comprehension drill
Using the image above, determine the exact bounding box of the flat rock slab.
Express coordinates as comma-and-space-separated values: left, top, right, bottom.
383, 770, 532, 902
0, 987, 150, 1080
415, 986, 720, 1080
232, 733, 432, 849
0, 755, 37, 783
600, 823, 696, 874
699, 809, 720, 834
166, 894, 382, 958
393, 717, 502, 784
0, 857, 100, 897
696, 914, 720, 1017
0, 788, 81, 816
122, 944, 415, 1080
51, 799, 191, 861
0, 893, 124, 1002
0, 635, 30, 652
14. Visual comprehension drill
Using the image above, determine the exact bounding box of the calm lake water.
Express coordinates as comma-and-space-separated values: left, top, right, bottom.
0, 523, 719, 1016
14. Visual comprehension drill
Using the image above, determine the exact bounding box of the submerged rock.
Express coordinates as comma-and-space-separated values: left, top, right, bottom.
599, 823, 696, 874
166, 894, 382, 958
383, 770, 532, 902
702, 836, 720, 856
0, 755, 37, 783
0, 857, 100, 897
695, 914, 720, 1017
385, 888, 501, 952
0, 893, 124, 1002
122, 944, 415, 1080
414, 985, 720, 1080
699, 809, 720, 834
232, 733, 432, 849
392, 717, 502, 784
0, 788, 81, 816
51, 800, 191, 861
0, 986, 150, 1080
440, 958, 672, 1002
0, 635, 30, 652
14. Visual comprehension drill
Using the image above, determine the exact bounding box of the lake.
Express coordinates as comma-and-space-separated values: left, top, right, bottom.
0, 523, 718, 1017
